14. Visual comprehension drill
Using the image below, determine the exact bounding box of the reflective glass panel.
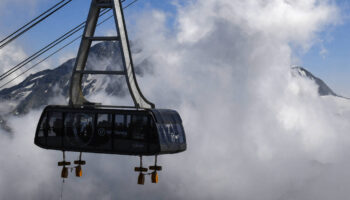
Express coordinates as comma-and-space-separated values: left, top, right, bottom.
114, 114, 128, 138
48, 112, 63, 137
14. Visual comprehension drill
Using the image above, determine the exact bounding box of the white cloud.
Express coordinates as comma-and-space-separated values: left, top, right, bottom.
176, 0, 339, 48
0, 44, 28, 86
0, 0, 349, 199
0, 43, 51, 89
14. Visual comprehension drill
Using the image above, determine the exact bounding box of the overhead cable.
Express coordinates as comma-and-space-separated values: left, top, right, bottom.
0, 0, 73, 50
123, 0, 140, 9
0, 8, 111, 82
0, 0, 139, 89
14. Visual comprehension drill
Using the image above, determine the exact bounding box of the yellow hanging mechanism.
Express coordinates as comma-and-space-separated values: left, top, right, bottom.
58, 151, 71, 178
74, 152, 86, 177
149, 155, 162, 184
135, 156, 148, 185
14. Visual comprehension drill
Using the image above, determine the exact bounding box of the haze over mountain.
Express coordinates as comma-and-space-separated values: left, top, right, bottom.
0, 41, 346, 133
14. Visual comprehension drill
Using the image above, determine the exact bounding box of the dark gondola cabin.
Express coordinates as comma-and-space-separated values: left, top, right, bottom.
35, 105, 187, 155
32, 0, 187, 183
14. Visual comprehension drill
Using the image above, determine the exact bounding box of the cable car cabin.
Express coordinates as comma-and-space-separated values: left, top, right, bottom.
35, 105, 186, 156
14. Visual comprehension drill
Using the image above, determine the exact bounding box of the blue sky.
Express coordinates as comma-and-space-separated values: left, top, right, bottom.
299, 0, 350, 96
0, 0, 349, 96
0, 0, 177, 54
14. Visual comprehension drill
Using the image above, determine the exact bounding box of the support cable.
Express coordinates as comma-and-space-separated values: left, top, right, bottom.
0, 8, 111, 82
0, 0, 138, 89
0, 0, 132, 81
0, 0, 67, 46
123, 0, 140, 9
0, 34, 82, 89
0, 0, 73, 50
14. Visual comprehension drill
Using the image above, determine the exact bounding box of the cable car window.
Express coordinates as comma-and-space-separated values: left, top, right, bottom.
156, 124, 166, 142
38, 113, 47, 137
94, 113, 112, 148
65, 113, 94, 147
114, 114, 127, 138
97, 114, 112, 136
167, 124, 179, 143
152, 110, 182, 124
35, 112, 48, 147
126, 115, 131, 128
149, 117, 157, 142
48, 112, 63, 137
176, 124, 184, 143
65, 113, 73, 137
131, 114, 148, 140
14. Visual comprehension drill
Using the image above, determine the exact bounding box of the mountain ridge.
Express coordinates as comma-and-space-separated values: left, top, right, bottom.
0, 42, 346, 132
0, 41, 151, 115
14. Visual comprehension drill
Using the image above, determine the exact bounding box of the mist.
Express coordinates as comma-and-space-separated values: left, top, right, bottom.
1, 0, 350, 199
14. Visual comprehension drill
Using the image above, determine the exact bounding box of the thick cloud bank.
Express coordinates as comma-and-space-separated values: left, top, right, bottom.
1, 0, 350, 199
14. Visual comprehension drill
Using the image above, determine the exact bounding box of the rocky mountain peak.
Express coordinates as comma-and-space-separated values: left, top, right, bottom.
291, 66, 338, 97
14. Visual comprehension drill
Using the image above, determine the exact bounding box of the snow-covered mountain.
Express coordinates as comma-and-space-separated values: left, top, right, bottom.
291, 66, 338, 97
0, 41, 151, 114
0, 41, 153, 132
0, 41, 346, 132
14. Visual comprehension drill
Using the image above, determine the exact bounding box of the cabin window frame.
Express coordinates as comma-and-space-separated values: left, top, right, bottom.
35, 107, 164, 154
114, 113, 129, 139
94, 112, 113, 151
63, 111, 96, 149
129, 113, 149, 141
47, 112, 64, 137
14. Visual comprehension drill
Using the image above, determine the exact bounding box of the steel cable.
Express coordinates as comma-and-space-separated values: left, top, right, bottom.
0, 0, 73, 49
0, 0, 139, 89
0, 8, 111, 82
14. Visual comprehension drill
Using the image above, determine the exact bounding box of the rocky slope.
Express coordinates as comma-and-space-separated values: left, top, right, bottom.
291, 66, 338, 96
0, 41, 152, 132
0, 41, 151, 115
